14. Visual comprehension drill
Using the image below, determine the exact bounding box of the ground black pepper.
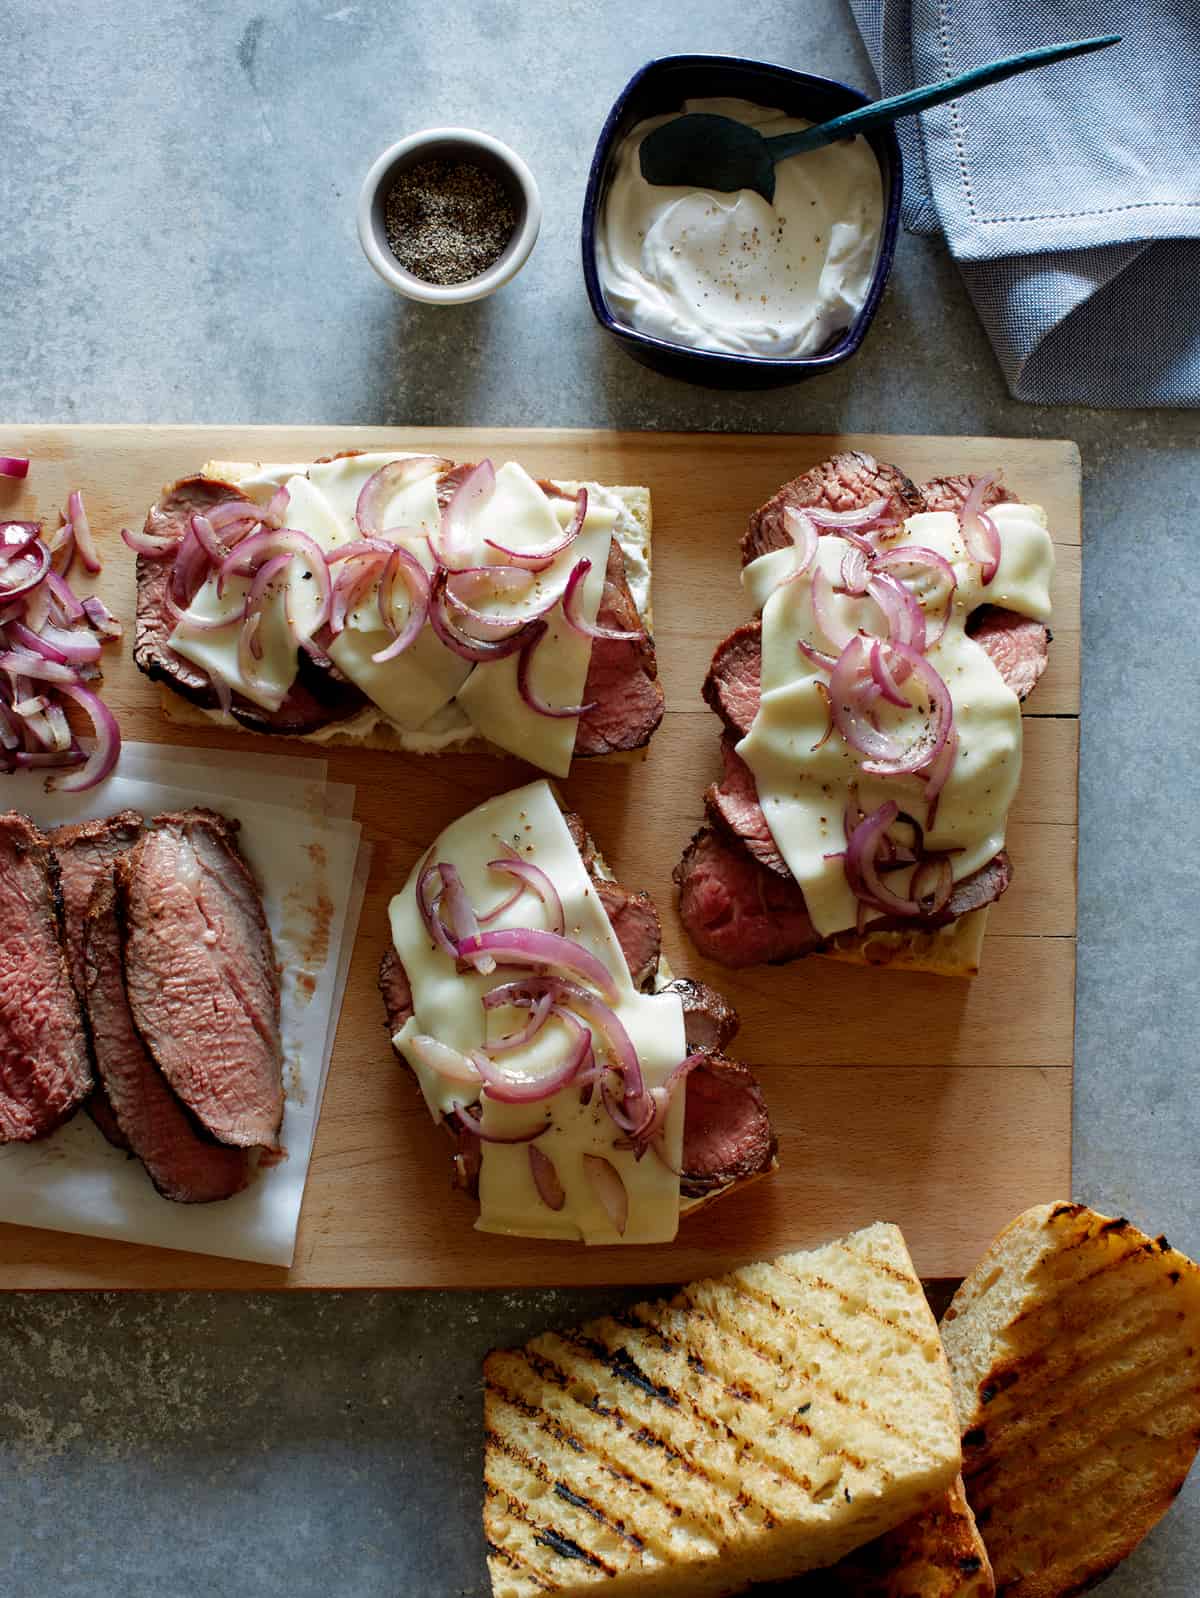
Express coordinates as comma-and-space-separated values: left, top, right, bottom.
384, 159, 517, 286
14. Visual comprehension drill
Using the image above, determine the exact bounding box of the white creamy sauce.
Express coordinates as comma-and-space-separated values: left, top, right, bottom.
387, 781, 687, 1245
596, 97, 883, 359
168, 455, 636, 776
738, 504, 1055, 938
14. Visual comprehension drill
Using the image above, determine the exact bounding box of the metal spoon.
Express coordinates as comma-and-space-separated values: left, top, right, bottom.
638, 35, 1121, 203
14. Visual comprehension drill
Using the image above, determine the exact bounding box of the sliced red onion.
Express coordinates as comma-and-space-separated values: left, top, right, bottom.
437, 458, 495, 564
450, 1101, 549, 1144
828, 638, 901, 762
10, 694, 48, 717
805, 497, 891, 531
0, 456, 30, 480
844, 800, 919, 917
811, 680, 835, 750
483, 987, 555, 1053
516, 621, 596, 719
66, 490, 101, 573
960, 474, 1001, 585
874, 545, 958, 649
188, 512, 225, 565
911, 856, 954, 916
12, 620, 101, 666
484, 486, 587, 568
416, 851, 458, 960
218, 525, 329, 599
0, 649, 78, 685
356, 455, 448, 537
485, 857, 565, 936
205, 499, 261, 535
45, 569, 85, 624
236, 612, 281, 697
473, 1010, 591, 1104
810, 567, 856, 651
48, 521, 76, 578
528, 1145, 566, 1211
0, 538, 50, 599
247, 551, 293, 618
121, 522, 180, 558
81, 596, 122, 641
797, 637, 838, 673
454, 929, 618, 1003
264, 484, 290, 527
869, 640, 909, 708
330, 549, 389, 636
444, 569, 558, 642
583, 1154, 628, 1236
782, 507, 820, 579
477, 844, 527, 924
561, 556, 641, 642
373, 549, 430, 663
407, 1033, 483, 1085
504, 977, 643, 1105
437, 862, 493, 974
840, 544, 871, 595
859, 643, 953, 780
867, 571, 926, 652
46, 683, 120, 792
428, 569, 534, 663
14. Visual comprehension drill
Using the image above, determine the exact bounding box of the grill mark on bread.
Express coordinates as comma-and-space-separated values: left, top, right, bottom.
773, 1259, 934, 1350
486, 1426, 645, 1553
480, 1531, 556, 1591
484, 1482, 618, 1576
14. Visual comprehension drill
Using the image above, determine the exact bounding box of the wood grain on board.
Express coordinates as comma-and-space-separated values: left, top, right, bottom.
0, 427, 1081, 1288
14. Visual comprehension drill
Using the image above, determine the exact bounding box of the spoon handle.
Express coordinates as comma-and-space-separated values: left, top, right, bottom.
764, 33, 1121, 160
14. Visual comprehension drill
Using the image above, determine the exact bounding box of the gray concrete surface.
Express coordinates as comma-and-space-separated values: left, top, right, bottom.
1, 1, 1197, 1593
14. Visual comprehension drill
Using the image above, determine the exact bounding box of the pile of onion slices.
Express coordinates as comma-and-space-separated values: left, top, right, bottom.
125, 457, 641, 721
405, 845, 698, 1235
0, 492, 122, 791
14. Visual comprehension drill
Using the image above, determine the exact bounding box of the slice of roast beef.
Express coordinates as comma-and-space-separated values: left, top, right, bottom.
574, 537, 665, 758
0, 814, 91, 1141
379, 946, 413, 1034
133, 475, 367, 736
118, 809, 284, 1149
85, 872, 251, 1203
680, 1053, 777, 1198
705, 735, 789, 876
703, 620, 762, 740
967, 606, 1051, 702
675, 825, 824, 969
866, 849, 1014, 929
742, 451, 925, 566
660, 977, 740, 1054
594, 880, 662, 991
49, 811, 144, 1150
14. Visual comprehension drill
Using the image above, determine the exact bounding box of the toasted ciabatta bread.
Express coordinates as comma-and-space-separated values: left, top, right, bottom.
483, 1224, 961, 1597
940, 1202, 1200, 1597
787, 1475, 994, 1597
821, 911, 990, 981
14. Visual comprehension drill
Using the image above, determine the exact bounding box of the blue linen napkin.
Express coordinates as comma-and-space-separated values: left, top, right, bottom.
848, 0, 1200, 406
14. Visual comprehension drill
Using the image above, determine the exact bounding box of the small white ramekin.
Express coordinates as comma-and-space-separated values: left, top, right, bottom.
357, 128, 542, 305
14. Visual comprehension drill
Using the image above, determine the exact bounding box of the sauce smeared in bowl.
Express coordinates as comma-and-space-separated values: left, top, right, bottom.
596, 97, 883, 360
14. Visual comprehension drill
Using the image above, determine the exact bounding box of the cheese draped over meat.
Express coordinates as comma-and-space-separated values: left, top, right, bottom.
167, 455, 622, 776
386, 781, 688, 1244
737, 504, 1054, 938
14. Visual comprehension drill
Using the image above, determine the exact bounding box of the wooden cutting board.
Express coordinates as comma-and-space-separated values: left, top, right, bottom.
0, 426, 1079, 1289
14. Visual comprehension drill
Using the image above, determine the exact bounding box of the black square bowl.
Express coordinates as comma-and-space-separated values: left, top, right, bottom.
581, 54, 903, 390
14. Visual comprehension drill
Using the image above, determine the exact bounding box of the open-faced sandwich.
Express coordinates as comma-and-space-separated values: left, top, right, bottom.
379, 779, 776, 1244
676, 453, 1055, 977
130, 452, 664, 775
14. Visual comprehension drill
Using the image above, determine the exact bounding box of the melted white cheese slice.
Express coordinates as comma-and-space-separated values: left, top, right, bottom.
738, 505, 1054, 938
388, 780, 686, 1245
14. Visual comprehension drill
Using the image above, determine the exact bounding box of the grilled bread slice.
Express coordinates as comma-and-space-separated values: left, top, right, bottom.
483, 1223, 961, 1597
941, 1202, 1200, 1597
787, 1475, 994, 1596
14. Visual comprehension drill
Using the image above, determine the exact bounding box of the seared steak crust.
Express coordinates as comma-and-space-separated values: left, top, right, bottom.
742, 451, 924, 566
705, 735, 789, 876
85, 872, 251, 1203
681, 1052, 777, 1197
49, 811, 144, 1151
702, 620, 762, 740
118, 809, 283, 1149
594, 880, 662, 991
0, 814, 92, 1141
661, 977, 740, 1054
